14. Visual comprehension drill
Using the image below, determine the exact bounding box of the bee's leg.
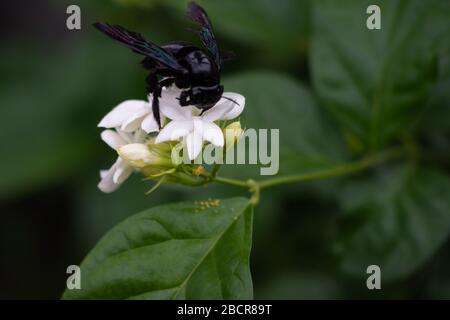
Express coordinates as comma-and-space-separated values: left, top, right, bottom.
145, 72, 158, 93
152, 78, 175, 130
144, 72, 162, 129
152, 84, 163, 130
151, 78, 177, 129
179, 90, 191, 106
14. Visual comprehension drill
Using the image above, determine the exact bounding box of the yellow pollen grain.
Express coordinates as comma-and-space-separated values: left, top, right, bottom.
192, 166, 205, 176
195, 199, 221, 211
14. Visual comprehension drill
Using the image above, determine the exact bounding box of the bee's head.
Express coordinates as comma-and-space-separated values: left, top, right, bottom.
190, 85, 224, 109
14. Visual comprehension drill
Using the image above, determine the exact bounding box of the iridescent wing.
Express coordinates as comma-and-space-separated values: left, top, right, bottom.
94, 23, 186, 72
186, 2, 221, 69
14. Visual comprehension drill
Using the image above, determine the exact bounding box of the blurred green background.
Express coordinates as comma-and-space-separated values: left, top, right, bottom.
1, 0, 450, 299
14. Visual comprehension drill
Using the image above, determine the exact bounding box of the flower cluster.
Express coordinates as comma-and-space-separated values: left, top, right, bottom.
97, 86, 245, 193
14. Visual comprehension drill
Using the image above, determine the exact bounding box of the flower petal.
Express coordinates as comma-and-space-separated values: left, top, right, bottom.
117, 143, 160, 168
186, 130, 203, 160
159, 88, 193, 121
216, 92, 245, 120
155, 120, 193, 143
101, 130, 126, 149
201, 92, 244, 122
100, 170, 109, 179
201, 101, 234, 122
132, 129, 148, 143
97, 160, 121, 193
141, 113, 159, 133
202, 121, 224, 147
117, 130, 135, 144
112, 158, 133, 184
98, 100, 148, 128
121, 108, 149, 132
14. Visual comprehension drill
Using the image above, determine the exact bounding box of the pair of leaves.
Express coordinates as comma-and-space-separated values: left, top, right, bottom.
311, 0, 446, 151
63, 197, 253, 299
311, 0, 450, 283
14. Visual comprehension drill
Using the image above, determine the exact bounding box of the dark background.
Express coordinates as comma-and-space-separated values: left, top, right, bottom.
1, 0, 450, 299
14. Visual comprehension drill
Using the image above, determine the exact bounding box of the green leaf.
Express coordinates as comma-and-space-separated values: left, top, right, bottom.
165, 0, 310, 56
335, 165, 450, 282
62, 197, 253, 299
221, 71, 348, 179
73, 174, 180, 251
311, 0, 446, 151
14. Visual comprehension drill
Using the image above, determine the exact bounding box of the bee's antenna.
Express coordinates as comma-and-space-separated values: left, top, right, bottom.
222, 96, 240, 106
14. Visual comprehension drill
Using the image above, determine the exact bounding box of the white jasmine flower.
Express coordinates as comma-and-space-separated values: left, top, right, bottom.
224, 120, 244, 149
117, 144, 155, 168
98, 128, 147, 193
98, 96, 160, 133
155, 87, 245, 160
117, 143, 173, 168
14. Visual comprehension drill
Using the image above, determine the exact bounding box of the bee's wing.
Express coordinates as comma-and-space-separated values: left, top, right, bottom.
187, 2, 221, 69
94, 23, 186, 73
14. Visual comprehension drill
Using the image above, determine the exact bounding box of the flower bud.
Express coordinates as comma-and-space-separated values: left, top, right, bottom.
224, 121, 243, 150
117, 143, 172, 168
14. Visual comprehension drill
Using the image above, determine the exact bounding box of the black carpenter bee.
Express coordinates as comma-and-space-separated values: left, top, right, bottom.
94, 2, 236, 129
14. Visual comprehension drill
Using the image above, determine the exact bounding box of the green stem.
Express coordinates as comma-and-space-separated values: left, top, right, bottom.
213, 175, 249, 188
258, 148, 402, 189
212, 147, 403, 193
